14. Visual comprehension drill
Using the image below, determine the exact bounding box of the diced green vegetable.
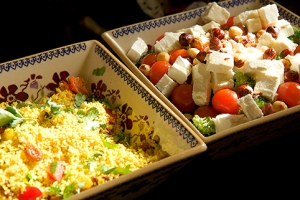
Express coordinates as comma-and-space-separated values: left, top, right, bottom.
233, 72, 256, 92
192, 115, 216, 136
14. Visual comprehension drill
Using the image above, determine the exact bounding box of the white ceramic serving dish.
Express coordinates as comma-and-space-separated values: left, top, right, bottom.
0, 40, 207, 199
102, 0, 300, 158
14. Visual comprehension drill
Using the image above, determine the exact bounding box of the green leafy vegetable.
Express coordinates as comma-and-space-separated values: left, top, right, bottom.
74, 93, 87, 108
288, 26, 300, 44
46, 98, 62, 117
253, 95, 269, 108
233, 72, 256, 92
103, 164, 131, 175
0, 107, 35, 128
192, 115, 216, 136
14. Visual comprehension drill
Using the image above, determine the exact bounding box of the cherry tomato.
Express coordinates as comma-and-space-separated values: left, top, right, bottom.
294, 45, 300, 55
171, 84, 197, 113
220, 16, 235, 30
68, 76, 89, 96
18, 186, 42, 200
47, 161, 65, 181
149, 61, 171, 85
156, 34, 164, 42
141, 52, 157, 66
212, 89, 240, 114
193, 105, 220, 118
169, 49, 190, 65
277, 82, 300, 107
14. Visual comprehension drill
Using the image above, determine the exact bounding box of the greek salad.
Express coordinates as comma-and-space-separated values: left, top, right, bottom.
126, 2, 300, 136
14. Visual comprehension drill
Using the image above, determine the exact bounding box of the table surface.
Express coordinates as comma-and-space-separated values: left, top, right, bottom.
0, 1, 299, 199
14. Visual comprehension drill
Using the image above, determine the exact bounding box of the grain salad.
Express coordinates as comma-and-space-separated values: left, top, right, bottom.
0, 76, 169, 200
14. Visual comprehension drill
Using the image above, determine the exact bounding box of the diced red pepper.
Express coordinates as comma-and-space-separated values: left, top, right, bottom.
220, 16, 235, 30
18, 186, 42, 200
47, 161, 65, 181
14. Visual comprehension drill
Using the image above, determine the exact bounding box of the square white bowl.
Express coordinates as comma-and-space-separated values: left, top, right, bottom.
102, 0, 300, 158
0, 40, 207, 199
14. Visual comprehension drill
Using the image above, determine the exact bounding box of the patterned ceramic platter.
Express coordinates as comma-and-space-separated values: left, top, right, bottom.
0, 40, 207, 199
102, 0, 300, 153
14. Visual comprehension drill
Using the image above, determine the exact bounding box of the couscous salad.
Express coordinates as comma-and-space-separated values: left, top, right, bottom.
0, 76, 169, 200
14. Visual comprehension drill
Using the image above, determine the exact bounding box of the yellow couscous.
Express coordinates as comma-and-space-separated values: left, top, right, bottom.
0, 79, 168, 200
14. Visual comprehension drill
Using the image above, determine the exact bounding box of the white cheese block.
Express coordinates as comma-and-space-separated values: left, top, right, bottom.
206, 51, 234, 73
246, 17, 262, 33
155, 74, 178, 97
238, 94, 263, 120
202, 21, 220, 33
240, 46, 264, 61
213, 113, 249, 133
154, 32, 182, 53
272, 36, 298, 55
201, 2, 230, 25
256, 32, 275, 49
254, 71, 281, 102
243, 59, 274, 75
258, 4, 279, 28
168, 56, 192, 84
191, 63, 211, 106
285, 54, 300, 75
275, 19, 294, 38
176, 25, 206, 38
234, 9, 259, 25
127, 37, 148, 63
211, 70, 234, 94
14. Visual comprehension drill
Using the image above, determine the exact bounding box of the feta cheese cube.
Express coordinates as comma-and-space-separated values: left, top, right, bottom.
234, 9, 259, 25
154, 32, 182, 53
258, 4, 279, 28
155, 74, 178, 97
272, 36, 298, 55
254, 71, 281, 102
285, 54, 300, 76
206, 51, 234, 73
168, 56, 192, 84
201, 2, 230, 25
238, 94, 263, 120
191, 63, 212, 106
211, 70, 234, 94
202, 21, 220, 33
213, 113, 249, 133
243, 59, 274, 75
246, 17, 262, 33
176, 25, 206, 38
256, 32, 275, 49
275, 19, 294, 38
127, 37, 148, 63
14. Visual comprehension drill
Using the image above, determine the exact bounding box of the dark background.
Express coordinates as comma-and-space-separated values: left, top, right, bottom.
0, 0, 299, 199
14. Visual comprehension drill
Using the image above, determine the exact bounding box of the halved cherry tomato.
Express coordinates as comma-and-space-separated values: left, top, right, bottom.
149, 61, 171, 85
193, 105, 220, 118
169, 49, 190, 65
171, 84, 197, 113
18, 186, 42, 200
156, 34, 164, 42
47, 161, 65, 181
68, 76, 89, 96
277, 82, 300, 107
212, 89, 240, 114
220, 16, 235, 30
141, 52, 157, 66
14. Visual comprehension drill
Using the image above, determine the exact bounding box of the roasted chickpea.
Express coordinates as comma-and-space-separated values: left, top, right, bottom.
228, 26, 243, 39
156, 52, 170, 62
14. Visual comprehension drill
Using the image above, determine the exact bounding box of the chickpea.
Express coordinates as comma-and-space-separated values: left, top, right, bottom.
272, 101, 288, 112
228, 26, 243, 39
187, 48, 200, 59
156, 52, 170, 62
139, 64, 151, 77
